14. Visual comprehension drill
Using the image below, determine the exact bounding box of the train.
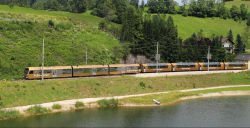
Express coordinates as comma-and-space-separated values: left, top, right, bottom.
23, 62, 248, 80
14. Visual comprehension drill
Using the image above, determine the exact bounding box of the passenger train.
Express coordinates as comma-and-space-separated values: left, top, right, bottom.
23, 62, 248, 80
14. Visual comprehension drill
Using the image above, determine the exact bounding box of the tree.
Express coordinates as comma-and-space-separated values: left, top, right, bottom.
72, 0, 88, 13
234, 34, 245, 54
230, 5, 240, 21
197, 29, 204, 39
247, 18, 250, 26
240, 4, 248, 20
242, 27, 250, 48
227, 29, 233, 42
181, 0, 188, 8
29, 0, 36, 7
9, 2, 15, 12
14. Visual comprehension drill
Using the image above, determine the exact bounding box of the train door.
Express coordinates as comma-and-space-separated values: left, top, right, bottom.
92, 68, 97, 75
122, 67, 125, 74
200, 65, 202, 70
173, 65, 175, 71
225, 64, 227, 70
144, 66, 146, 72
52, 70, 57, 77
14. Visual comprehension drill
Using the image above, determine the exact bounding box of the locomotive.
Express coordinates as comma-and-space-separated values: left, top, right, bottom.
23, 62, 248, 80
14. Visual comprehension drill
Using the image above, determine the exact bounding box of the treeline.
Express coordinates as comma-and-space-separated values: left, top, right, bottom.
148, 0, 250, 21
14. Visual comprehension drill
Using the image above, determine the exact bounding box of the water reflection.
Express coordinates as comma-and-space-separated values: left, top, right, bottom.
1, 96, 250, 127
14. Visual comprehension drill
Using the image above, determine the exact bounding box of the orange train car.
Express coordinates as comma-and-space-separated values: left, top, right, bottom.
23, 66, 72, 79
172, 63, 199, 71
141, 63, 172, 73
109, 64, 140, 75
199, 62, 225, 71
72, 65, 109, 77
224, 62, 248, 70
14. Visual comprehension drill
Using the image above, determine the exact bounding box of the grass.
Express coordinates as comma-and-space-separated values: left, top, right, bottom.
0, 71, 250, 108
119, 86, 250, 105
225, 0, 250, 8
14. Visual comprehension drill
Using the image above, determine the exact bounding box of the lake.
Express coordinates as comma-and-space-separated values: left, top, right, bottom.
1, 96, 250, 127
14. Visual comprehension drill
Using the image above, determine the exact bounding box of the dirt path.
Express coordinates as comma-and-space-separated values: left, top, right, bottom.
4, 85, 250, 114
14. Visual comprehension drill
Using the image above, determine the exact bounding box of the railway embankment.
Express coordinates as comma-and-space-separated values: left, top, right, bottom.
1, 70, 250, 120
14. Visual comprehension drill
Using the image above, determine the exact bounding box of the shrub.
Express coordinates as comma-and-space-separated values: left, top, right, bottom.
139, 81, 145, 88
27, 105, 51, 115
0, 109, 21, 120
52, 104, 62, 110
75, 101, 84, 108
48, 20, 54, 28
98, 99, 118, 107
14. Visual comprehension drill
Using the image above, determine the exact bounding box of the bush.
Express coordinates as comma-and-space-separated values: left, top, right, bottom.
27, 105, 51, 115
75, 101, 84, 108
98, 99, 118, 107
0, 109, 21, 120
139, 81, 146, 88
52, 104, 62, 110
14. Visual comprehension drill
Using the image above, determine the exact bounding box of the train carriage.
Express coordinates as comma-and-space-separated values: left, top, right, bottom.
141, 63, 172, 73
72, 65, 109, 77
172, 63, 199, 71
109, 64, 140, 75
199, 62, 225, 71
224, 62, 248, 70
23, 66, 72, 80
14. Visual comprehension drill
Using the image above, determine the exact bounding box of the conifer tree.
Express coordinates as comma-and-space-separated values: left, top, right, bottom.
227, 29, 233, 41
234, 34, 245, 54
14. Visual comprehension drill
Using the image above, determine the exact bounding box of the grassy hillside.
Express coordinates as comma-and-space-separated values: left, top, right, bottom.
0, 10, 124, 79
225, 0, 250, 8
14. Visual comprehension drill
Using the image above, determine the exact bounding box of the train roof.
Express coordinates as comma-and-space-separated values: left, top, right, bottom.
26, 66, 72, 70
109, 64, 140, 67
226, 62, 246, 64
72, 65, 108, 68
202, 62, 222, 65
174, 63, 197, 65
142, 63, 169, 66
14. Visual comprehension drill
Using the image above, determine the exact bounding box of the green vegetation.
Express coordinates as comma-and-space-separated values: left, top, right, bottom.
225, 0, 250, 8
26, 105, 51, 115
119, 86, 250, 105
0, 109, 22, 120
0, 11, 125, 80
52, 104, 62, 110
75, 101, 84, 108
0, 71, 250, 108
98, 99, 118, 107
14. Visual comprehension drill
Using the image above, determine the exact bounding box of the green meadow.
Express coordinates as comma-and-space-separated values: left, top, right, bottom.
0, 71, 250, 108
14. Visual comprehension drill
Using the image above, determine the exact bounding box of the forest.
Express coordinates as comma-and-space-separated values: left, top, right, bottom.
0, 0, 247, 63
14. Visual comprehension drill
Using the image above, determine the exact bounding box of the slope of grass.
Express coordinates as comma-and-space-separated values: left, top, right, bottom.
0, 11, 123, 79
225, 0, 250, 8
0, 71, 250, 108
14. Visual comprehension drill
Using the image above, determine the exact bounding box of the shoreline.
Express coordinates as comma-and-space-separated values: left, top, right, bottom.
2, 85, 250, 115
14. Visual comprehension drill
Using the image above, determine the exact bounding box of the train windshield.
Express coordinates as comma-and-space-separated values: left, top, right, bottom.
24, 68, 29, 75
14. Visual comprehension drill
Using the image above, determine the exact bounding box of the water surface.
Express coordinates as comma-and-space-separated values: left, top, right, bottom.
1, 96, 250, 127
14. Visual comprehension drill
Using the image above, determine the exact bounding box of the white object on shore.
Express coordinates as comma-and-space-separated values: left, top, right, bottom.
153, 99, 160, 105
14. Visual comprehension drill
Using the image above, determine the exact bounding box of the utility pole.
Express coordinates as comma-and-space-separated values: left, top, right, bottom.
156, 42, 159, 73
85, 45, 88, 65
208, 46, 210, 71
42, 39, 44, 81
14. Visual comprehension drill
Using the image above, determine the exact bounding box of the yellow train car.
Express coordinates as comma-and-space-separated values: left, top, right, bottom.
224, 62, 248, 70
172, 63, 199, 71
141, 63, 172, 73
23, 66, 72, 80
109, 64, 140, 75
199, 62, 225, 71
72, 65, 109, 77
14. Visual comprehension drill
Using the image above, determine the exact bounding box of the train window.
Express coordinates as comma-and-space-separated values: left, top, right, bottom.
160, 66, 168, 68
97, 68, 108, 72
83, 68, 91, 73
29, 70, 34, 74
229, 64, 245, 67
63, 69, 71, 74
148, 66, 156, 69
74, 69, 83, 73
203, 64, 221, 67
24, 69, 29, 74
110, 67, 117, 72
